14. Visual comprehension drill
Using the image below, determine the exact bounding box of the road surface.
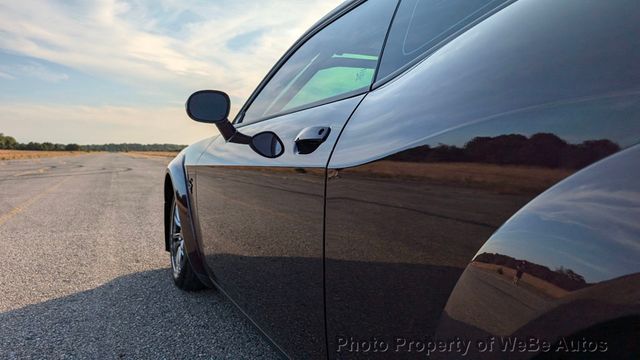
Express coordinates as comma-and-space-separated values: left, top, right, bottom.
443, 265, 556, 336
0, 153, 279, 359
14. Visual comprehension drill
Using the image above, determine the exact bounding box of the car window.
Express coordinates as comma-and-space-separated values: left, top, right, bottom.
240, 0, 398, 125
284, 55, 377, 111
376, 0, 509, 82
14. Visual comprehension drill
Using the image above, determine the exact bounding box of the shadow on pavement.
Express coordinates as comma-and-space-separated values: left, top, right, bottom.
0, 268, 280, 360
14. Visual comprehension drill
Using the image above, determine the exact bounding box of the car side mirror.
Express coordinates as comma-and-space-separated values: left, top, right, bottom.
250, 131, 284, 158
186, 90, 243, 143
186, 90, 284, 159
186, 90, 230, 123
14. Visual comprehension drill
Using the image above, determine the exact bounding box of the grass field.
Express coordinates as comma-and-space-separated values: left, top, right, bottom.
0, 150, 88, 161
347, 161, 573, 195
125, 151, 180, 158
471, 262, 570, 299
0, 150, 181, 161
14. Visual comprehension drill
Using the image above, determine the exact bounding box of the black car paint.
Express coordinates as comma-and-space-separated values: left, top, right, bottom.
165, 0, 640, 358
437, 145, 640, 359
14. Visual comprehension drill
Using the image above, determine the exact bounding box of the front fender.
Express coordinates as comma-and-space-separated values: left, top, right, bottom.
437, 144, 640, 358
165, 146, 213, 287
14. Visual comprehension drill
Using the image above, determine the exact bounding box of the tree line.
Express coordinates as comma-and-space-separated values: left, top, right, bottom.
0, 133, 185, 152
81, 143, 186, 152
388, 133, 620, 169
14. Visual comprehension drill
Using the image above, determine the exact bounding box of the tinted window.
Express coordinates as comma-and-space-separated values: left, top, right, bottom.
376, 0, 508, 81
241, 0, 398, 124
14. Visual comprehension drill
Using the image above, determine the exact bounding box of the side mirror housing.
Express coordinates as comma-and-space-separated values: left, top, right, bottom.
186, 89, 244, 143
250, 131, 285, 158
186, 90, 230, 123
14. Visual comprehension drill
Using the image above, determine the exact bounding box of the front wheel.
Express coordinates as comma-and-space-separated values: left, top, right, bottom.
169, 198, 205, 291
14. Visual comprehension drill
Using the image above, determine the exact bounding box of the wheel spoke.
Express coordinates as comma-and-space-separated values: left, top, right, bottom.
177, 243, 184, 266
169, 201, 186, 278
173, 208, 181, 228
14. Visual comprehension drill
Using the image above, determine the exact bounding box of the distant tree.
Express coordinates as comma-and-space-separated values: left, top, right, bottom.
515, 133, 567, 167
25, 142, 43, 150
426, 144, 466, 162
64, 144, 81, 151
466, 134, 528, 164
0, 133, 18, 149
560, 139, 620, 169
555, 266, 586, 284
387, 145, 431, 162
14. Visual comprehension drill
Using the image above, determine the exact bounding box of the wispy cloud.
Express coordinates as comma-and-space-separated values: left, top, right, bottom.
0, 61, 69, 82
0, 71, 15, 80
0, 0, 343, 143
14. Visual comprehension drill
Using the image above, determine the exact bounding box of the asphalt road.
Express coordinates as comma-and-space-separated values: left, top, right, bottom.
0, 153, 280, 360
443, 265, 555, 336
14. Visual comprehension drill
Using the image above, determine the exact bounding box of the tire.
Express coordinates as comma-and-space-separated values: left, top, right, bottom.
168, 196, 205, 291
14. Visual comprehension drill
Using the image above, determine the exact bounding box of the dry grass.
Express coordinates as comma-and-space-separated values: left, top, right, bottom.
471, 262, 569, 299
0, 150, 87, 161
346, 161, 573, 194
125, 151, 180, 158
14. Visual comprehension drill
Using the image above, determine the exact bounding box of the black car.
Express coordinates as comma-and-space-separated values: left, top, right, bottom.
164, 0, 640, 358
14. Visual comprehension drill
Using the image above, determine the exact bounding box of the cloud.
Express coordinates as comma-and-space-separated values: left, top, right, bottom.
0, 103, 213, 145
226, 29, 267, 52
0, 0, 342, 105
0, 61, 69, 82
531, 186, 640, 252
0, 71, 15, 80
0, 0, 343, 143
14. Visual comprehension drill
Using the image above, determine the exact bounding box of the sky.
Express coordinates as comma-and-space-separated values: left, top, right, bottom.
0, 0, 343, 145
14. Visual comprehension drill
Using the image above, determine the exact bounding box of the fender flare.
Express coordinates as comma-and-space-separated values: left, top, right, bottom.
164, 153, 213, 287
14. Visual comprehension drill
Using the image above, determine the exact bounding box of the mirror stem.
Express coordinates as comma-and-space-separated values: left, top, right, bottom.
215, 119, 251, 145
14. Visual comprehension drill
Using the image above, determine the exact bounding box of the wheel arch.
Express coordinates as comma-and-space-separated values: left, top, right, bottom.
164, 153, 213, 287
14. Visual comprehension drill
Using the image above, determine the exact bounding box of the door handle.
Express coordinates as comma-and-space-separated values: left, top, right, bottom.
294, 126, 331, 154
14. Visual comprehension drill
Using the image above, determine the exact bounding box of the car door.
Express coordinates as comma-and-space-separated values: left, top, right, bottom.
192, 0, 398, 358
